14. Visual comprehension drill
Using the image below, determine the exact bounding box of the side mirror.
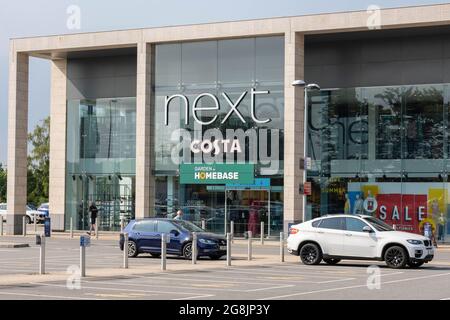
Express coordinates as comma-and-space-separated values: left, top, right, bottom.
363, 226, 373, 233
170, 229, 180, 237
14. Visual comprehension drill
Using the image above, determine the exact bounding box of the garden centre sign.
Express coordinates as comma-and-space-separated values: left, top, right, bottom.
180, 163, 254, 185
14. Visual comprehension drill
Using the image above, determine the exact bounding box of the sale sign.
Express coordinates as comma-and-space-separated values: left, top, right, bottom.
376, 194, 427, 234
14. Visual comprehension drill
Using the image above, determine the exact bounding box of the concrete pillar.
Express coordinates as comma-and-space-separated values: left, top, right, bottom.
49, 58, 67, 231
135, 42, 155, 218
7, 50, 29, 235
283, 32, 305, 233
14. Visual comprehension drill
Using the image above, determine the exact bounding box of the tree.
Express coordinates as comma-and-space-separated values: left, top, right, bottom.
0, 163, 6, 203
27, 117, 50, 206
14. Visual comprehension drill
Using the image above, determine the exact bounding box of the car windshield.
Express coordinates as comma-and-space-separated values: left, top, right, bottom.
27, 204, 37, 210
172, 220, 204, 232
363, 216, 394, 231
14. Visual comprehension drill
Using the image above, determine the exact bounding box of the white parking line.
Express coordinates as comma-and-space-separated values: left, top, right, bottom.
260, 272, 450, 300
208, 268, 352, 279
0, 291, 103, 300
29, 282, 216, 298
81, 279, 295, 293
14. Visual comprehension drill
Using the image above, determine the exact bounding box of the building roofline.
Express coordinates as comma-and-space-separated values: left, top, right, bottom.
9, 2, 450, 41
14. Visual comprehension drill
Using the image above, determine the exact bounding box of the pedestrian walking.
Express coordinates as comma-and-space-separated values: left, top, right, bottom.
88, 201, 98, 236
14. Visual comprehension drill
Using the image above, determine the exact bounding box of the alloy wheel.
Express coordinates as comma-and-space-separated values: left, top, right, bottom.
128, 241, 137, 257
385, 247, 405, 267
301, 246, 318, 264
183, 243, 192, 259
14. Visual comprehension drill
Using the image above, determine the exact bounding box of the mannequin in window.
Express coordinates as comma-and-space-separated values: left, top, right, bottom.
406, 118, 417, 158
344, 193, 351, 214
247, 201, 260, 236
353, 194, 364, 215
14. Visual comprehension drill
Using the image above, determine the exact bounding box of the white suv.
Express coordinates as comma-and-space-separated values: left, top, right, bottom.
287, 214, 434, 269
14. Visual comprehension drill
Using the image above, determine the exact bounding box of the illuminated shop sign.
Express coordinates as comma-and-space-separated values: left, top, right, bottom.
163, 88, 281, 175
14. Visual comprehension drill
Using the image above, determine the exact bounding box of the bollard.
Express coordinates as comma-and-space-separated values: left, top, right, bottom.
39, 234, 46, 274
260, 221, 264, 245
123, 233, 129, 269
34, 216, 37, 233
161, 233, 167, 271
201, 219, 206, 230
120, 217, 125, 232
80, 243, 86, 277
95, 218, 99, 240
230, 221, 234, 244
192, 232, 197, 265
23, 216, 27, 237
248, 231, 253, 261
0, 218, 3, 236
70, 217, 74, 239
280, 232, 285, 263
226, 233, 231, 267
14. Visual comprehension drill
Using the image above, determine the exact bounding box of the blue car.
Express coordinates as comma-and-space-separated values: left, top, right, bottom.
37, 203, 49, 217
119, 218, 227, 260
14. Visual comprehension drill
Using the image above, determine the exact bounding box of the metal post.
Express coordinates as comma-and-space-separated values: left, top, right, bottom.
260, 221, 264, 245
201, 219, 206, 230
226, 233, 231, 267
248, 231, 252, 261
280, 232, 285, 263
80, 245, 86, 277
0, 218, 3, 236
70, 217, 74, 239
302, 88, 308, 223
230, 221, 234, 243
34, 216, 37, 233
161, 233, 167, 271
120, 217, 125, 232
39, 235, 46, 274
224, 189, 228, 236
123, 233, 129, 269
192, 232, 197, 265
23, 216, 26, 237
95, 217, 99, 240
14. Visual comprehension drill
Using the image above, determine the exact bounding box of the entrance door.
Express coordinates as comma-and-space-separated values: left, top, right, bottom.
226, 190, 269, 238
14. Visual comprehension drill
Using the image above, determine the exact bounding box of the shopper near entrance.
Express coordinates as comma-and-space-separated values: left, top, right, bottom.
174, 209, 184, 220
88, 201, 98, 236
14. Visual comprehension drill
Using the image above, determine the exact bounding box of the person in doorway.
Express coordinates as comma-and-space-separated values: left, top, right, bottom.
88, 201, 98, 236
438, 213, 446, 242
173, 209, 184, 220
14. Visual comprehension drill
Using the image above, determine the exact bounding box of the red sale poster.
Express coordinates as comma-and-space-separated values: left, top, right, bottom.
375, 194, 427, 234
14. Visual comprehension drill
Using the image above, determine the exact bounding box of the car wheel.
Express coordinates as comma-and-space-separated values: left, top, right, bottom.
323, 258, 341, 265
407, 260, 425, 268
209, 254, 223, 260
150, 253, 161, 258
299, 243, 322, 265
127, 240, 139, 258
25, 216, 31, 224
182, 242, 193, 260
384, 246, 408, 269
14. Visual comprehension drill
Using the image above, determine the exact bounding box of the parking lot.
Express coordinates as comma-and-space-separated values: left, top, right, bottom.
1, 234, 450, 300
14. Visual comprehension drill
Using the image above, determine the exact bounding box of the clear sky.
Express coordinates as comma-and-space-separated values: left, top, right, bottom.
0, 0, 447, 164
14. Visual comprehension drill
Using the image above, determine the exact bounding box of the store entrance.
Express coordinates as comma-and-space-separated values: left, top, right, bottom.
225, 189, 269, 238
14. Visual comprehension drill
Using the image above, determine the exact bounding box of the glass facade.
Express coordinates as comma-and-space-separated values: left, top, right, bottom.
307, 84, 450, 241
66, 97, 136, 231
153, 36, 285, 237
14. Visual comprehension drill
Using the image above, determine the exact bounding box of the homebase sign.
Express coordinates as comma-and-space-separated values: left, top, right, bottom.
180, 163, 254, 185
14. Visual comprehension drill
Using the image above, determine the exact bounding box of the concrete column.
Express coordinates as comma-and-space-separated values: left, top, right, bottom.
283, 32, 305, 233
49, 58, 67, 231
135, 42, 155, 218
7, 50, 29, 235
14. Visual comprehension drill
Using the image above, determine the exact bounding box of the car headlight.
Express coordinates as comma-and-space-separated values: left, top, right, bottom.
198, 238, 216, 245
407, 239, 423, 245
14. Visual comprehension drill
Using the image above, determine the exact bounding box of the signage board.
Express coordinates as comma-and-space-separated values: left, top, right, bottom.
226, 178, 271, 190
180, 163, 254, 185
304, 182, 312, 196
80, 235, 91, 248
